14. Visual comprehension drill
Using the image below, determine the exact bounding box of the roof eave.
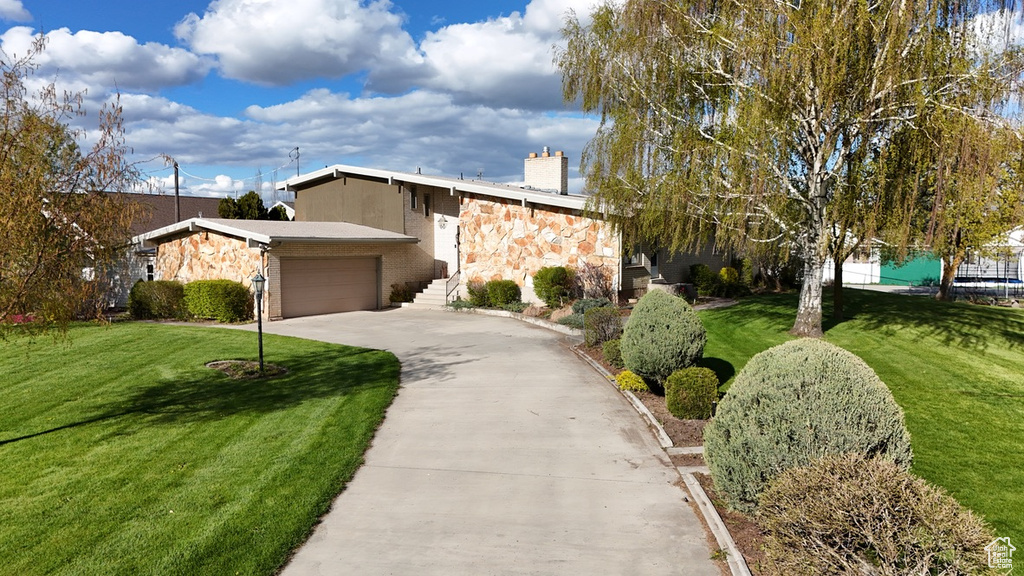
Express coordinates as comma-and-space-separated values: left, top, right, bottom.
280, 163, 590, 211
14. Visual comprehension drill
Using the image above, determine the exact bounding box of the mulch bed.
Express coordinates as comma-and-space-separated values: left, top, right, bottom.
577, 344, 706, 447
695, 473, 767, 575
206, 360, 287, 379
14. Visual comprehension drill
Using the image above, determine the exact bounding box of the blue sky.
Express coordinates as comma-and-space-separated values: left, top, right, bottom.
1, 0, 600, 198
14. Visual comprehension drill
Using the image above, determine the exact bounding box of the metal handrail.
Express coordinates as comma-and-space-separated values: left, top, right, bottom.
445, 271, 460, 303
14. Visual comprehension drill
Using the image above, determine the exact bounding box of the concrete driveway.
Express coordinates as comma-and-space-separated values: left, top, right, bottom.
253, 308, 718, 575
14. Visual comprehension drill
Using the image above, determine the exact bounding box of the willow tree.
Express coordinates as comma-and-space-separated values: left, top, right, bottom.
920, 121, 1024, 301
558, 0, 1023, 337
1, 35, 141, 337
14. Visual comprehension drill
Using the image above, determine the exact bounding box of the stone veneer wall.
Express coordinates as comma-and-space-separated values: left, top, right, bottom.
459, 194, 620, 303
155, 231, 263, 287
154, 231, 266, 315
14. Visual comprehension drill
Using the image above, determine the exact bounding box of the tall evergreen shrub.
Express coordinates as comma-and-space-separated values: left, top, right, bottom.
620, 290, 706, 384
703, 339, 913, 512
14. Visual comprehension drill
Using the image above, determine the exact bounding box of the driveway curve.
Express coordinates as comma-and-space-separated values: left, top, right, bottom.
256, 308, 718, 575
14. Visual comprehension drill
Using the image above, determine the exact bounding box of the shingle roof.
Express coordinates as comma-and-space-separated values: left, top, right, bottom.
279, 164, 593, 211
134, 217, 419, 249
112, 192, 226, 236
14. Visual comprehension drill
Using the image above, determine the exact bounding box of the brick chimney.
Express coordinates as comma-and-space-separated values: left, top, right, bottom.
524, 147, 568, 195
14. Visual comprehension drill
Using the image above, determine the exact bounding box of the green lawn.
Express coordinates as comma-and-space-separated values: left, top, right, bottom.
699, 289, 1024, 543
0, 323, 400, 576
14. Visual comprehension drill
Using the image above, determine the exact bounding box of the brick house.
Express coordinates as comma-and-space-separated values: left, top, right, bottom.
135, 150, 729, 319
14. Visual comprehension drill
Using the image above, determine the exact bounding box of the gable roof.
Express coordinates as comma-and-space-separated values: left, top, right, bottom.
135, 217, 419, 249
279, 164, 591, 212
111, 192, 225, 236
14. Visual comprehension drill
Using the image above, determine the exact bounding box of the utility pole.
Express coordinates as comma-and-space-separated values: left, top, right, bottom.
174, 161, 180, 222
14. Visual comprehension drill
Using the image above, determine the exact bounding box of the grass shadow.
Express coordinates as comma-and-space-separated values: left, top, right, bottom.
1, 344, 399, 445
826, 288, 1024, 352
697, 357, 736, 386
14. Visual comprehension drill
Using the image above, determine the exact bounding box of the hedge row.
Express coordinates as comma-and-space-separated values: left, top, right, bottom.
129, 279, 253, 323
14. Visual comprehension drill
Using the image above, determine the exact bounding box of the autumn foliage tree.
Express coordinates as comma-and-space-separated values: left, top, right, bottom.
559, 0, 1023, 336
1, 36, 141, 336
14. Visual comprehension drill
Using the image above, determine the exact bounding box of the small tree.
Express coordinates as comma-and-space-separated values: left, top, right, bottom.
1, 35, 142, 336
218, 191, 269, 220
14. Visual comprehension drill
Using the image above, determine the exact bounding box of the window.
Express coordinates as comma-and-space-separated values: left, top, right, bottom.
624, 249, 643, 266
423, 193, 431, 217
146, 263, 154, 282
410, 188, 418, 210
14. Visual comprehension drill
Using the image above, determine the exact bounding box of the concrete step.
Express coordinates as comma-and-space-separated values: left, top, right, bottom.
411, 278, 454, 307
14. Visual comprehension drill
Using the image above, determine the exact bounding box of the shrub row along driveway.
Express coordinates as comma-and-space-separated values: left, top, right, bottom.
250, 308, 718, 575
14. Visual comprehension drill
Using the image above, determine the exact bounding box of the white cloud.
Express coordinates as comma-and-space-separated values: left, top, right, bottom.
0, 27, 212, 92
369, 0, 598, 110
174, 0, 418, 86
0, 0, 30, 22
241, 87, 599, 187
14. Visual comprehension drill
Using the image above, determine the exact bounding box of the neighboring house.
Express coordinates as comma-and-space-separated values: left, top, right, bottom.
955, 227, 1024, 284
134, 149, 730, 319
270, 201, 296, 220
107, 193, 224, 307
824, 228, 1023, 289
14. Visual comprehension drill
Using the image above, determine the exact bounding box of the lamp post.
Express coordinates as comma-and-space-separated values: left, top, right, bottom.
252, 273, 265, 373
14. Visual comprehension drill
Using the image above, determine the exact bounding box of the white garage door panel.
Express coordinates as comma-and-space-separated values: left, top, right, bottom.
281, 257, 378, 318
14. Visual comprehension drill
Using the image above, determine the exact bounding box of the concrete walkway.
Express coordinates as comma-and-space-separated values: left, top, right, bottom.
248, 308, 718, 575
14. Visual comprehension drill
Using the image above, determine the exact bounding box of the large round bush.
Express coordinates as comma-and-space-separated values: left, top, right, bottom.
620, 290, 706, 384
703, 339, 913, 512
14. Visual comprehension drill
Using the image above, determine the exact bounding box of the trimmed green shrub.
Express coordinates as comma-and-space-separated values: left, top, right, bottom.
572, 297, 613, 315
467, 280, 490, 307
616, 370, 648, 392
183, 280, 253, 323
703, 339, 913, 512
485, 279, 521, 307
620, 290, 706, 384
665, 367, 718, 420
719, 266, 739, 285
689, 263, 720, 296
759, 454, 996, 576
583, 306, 621, 346
532, 266, 574, 308
128, 280, 186, 320
556, 313, 584, 329
602, 339, 624, 368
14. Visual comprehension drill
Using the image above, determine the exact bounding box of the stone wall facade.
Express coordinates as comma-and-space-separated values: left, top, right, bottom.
154, 230, 266, 315
459, 194, 620, 303
155, 231, 263, 288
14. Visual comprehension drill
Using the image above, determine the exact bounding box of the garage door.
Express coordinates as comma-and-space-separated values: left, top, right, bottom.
280, 257, 379, 318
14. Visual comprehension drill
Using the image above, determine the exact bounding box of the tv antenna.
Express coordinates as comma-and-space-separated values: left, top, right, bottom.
289, 147, 300, 177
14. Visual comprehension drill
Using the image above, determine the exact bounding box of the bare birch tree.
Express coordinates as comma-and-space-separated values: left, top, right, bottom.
558, 0, 1023, 336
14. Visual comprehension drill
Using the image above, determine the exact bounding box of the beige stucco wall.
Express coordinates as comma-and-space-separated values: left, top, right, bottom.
459, 194, 620, 303
294, 177, 404, 233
